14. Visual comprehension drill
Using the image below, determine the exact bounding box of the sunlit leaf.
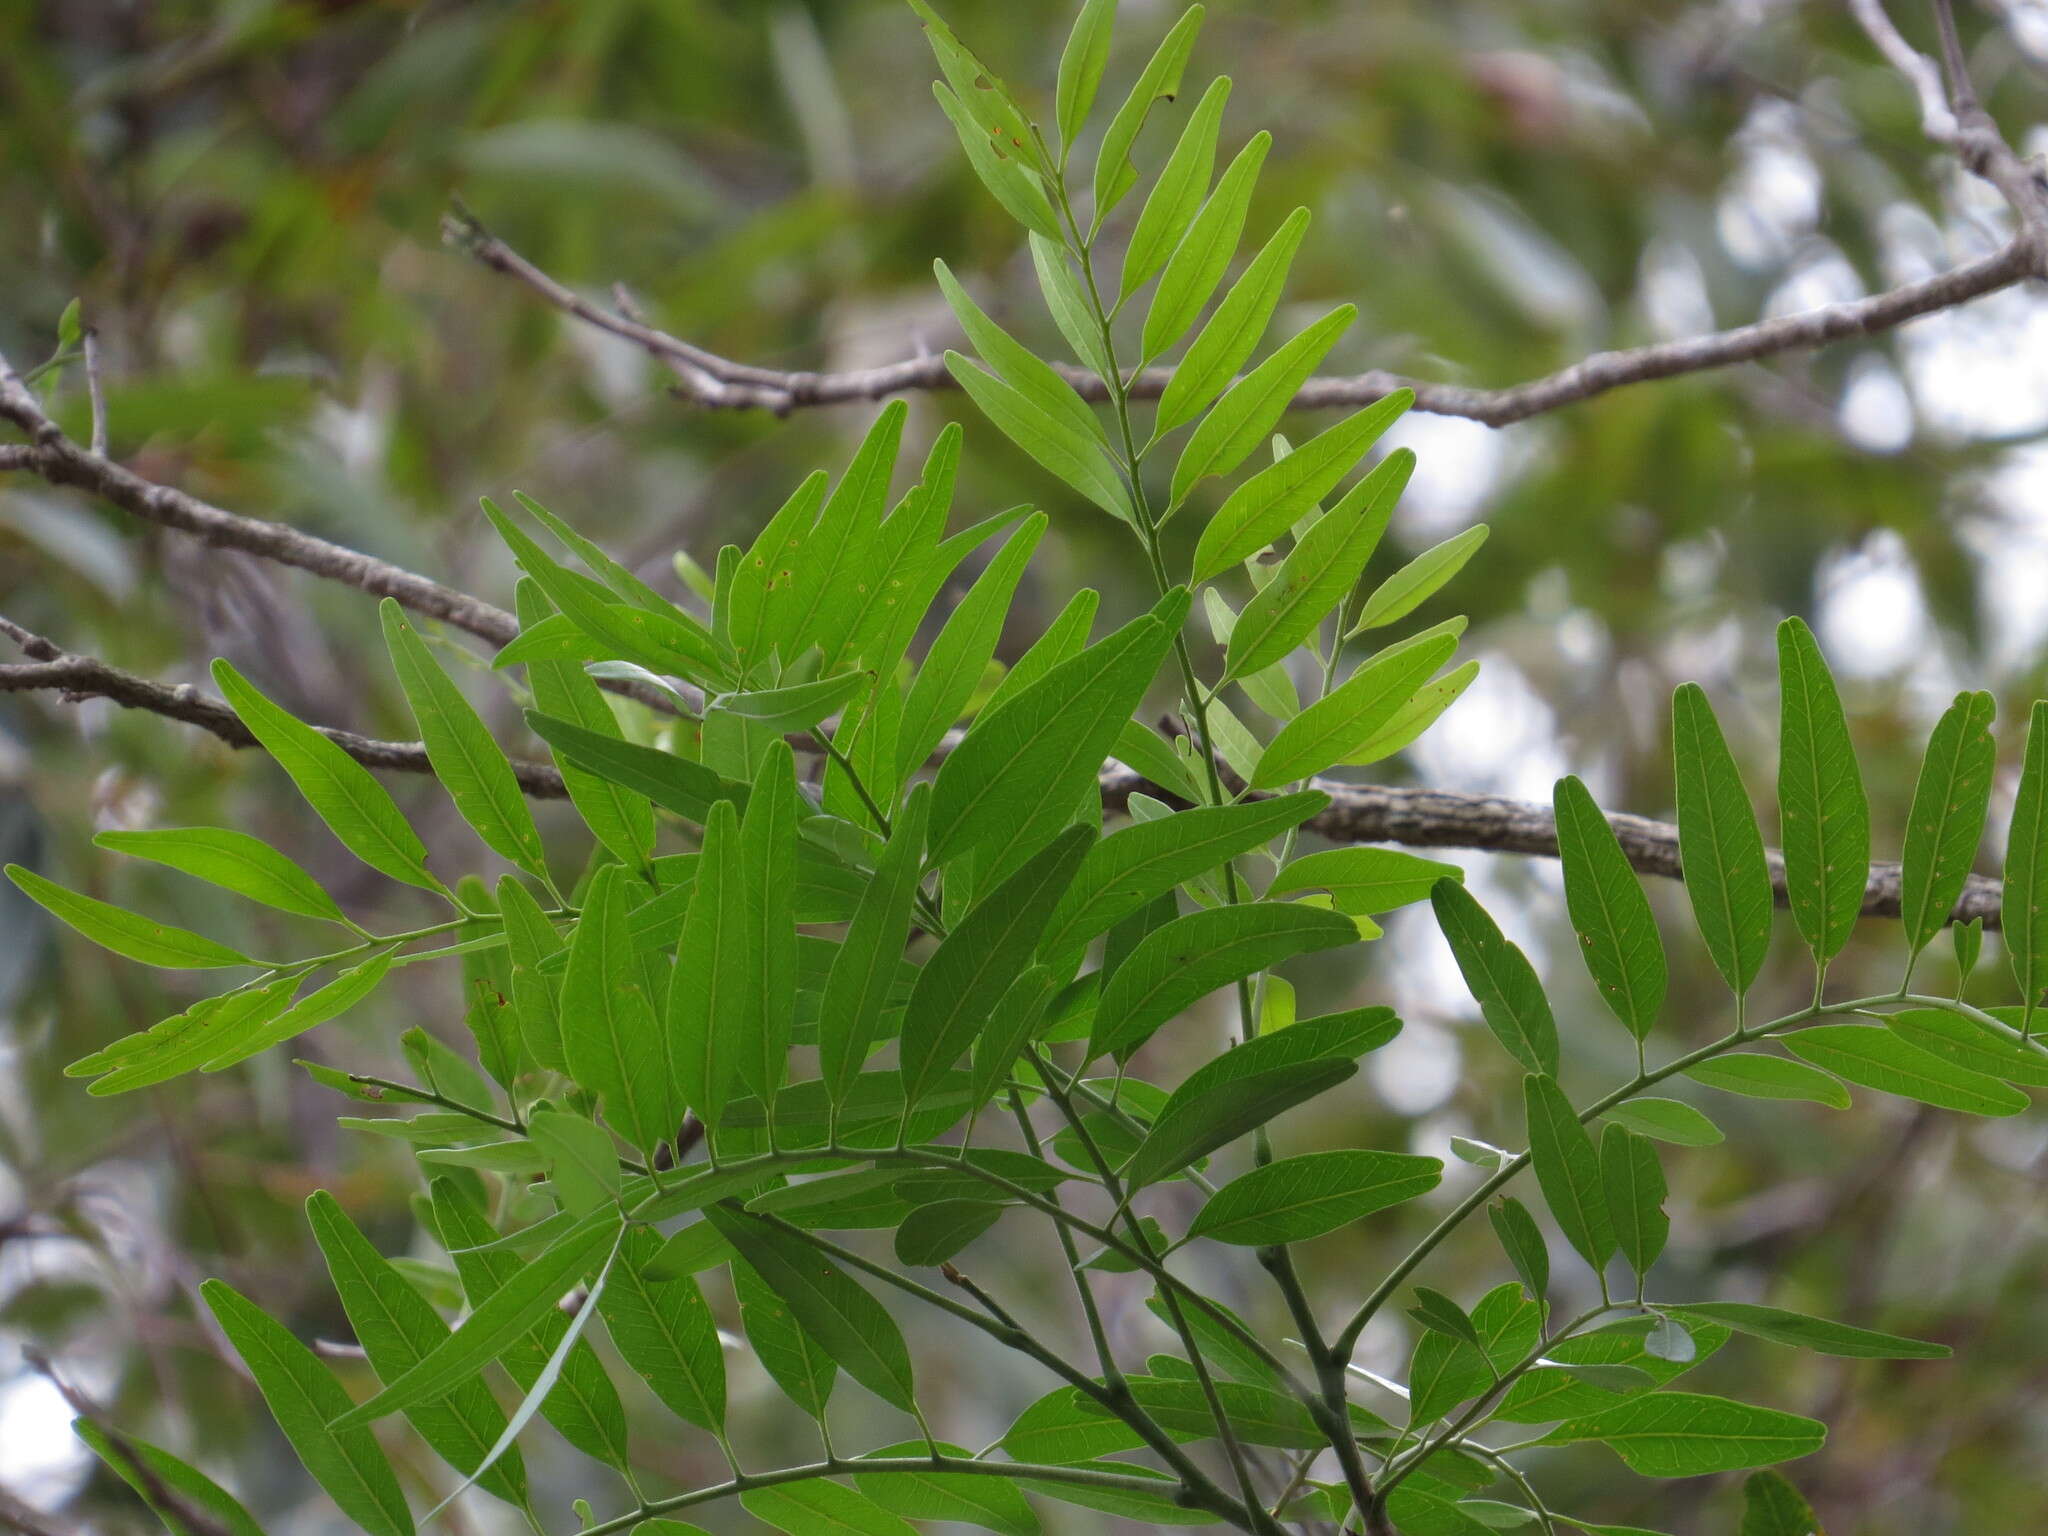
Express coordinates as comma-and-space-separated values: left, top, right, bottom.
1190, 397, 1410, 582
93, 826, 345, 924
201, 1281, 415, 1536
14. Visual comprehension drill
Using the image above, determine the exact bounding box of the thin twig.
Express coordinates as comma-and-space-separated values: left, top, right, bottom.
81, 328, 107, 458
1851, 0, 1962, 142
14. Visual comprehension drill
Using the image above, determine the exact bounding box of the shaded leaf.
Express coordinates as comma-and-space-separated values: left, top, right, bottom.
1524, 1074, 1613, 1273
1775, 618, 1869, 965
1541, 1393, 1825, 1477
1433, 881, 1557, 1076
1188, 1148, 1441, 1244
1671, 684, 1774, 998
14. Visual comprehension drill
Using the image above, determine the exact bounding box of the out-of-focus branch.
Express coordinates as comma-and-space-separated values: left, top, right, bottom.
0, 351, 690, 716
1854, 0, 2048, 238
447, 188, 2042, 426
20, 1347, 234, 1536
0, 348, 522, 646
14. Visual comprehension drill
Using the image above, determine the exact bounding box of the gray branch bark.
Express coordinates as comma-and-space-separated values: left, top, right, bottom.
448, 208, 2040, 426
0, 632, 2002, 928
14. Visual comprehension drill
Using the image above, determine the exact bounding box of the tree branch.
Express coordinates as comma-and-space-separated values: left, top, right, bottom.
448, 207, 2041, 428
0, 616, 566, 796
0, 353, 521, 647
0, 621, 1999, 928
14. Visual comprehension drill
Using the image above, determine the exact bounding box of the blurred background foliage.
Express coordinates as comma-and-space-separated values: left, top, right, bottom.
2, 1, 2046, 1532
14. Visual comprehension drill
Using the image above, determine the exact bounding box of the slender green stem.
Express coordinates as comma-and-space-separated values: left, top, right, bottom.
344, 1075, 528, 1137
1331, 989, 1923, 1358
745, 1207, 1255, 1530
1375, 1304, 1613, 1505
1046, 160, 1370, 1527
1030, 1048, 1279, 1534
577, 1453, 1237, 1536
1005, 1087, 1126, 1391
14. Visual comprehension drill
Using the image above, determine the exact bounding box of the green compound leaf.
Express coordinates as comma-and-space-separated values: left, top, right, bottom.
1524, 1073, 1614, 1274
1056, 0, 1116, 153
562, 864, 680, 1152
1169, 304, 1359, 496
1092, 6, 1205, 220
2007, 700, 2048, 1035
1670, 683, 1773, 999
1599, 1097, 1723, 1147
856, 1440, 1041, 1536
380, 599, 548, 880
901, 827, 1094, 1107
1040, 791, 1326, 966
330, 1209, 621, 1430
1191, 395, 1410, 583
526, 711, 747, 823
514, 581, 655, 872
201, 1280, 416, 1536
1899, 690, 1997, 958
1883, 1006, 2048, 1087
1775, 618, 1869, 966
1122, 76, 1231, 299
1225, 450, 1410, 683
668, 800, 748, 1133
1555, 775, 1666, 1042
1740, 1470, 1823, 1536
305, 1191, 527, 1507
895, 513, 1046, 779
1252, 630, 1457, 788
1490, 1196, 1549, 1303
212, 659, 447, 896
1433, 880, 1558, 1077
932, 83, 1061, 242
1683, 1052, 1850, 1109
1781, 1023, 2027, 1116
7, 864, 251, 969
1541, 1392, 1825, 1477
1600, 1124, 1668, 1280
820, 785, 932, 1109
71, 1420, 267, 1536
1270, 846, 1461, 916
1091, 901, 1359, 1061
1349, 524, 1490, 635
936, 263, 1106, 449
1124, 1057, 1356, 1189
1156, 210, 1315, 437
744, 1481, 920, 1536
946, 352, 1127, 521
928, 594, 1181, 882
1142, 130, 1271, 361
707, 1205, 916, 1413
599, 1227, 726, 1435
1665, 1302, 1948, 1359
93, 826, 345, 924
1187, 1148, 1442, 1245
